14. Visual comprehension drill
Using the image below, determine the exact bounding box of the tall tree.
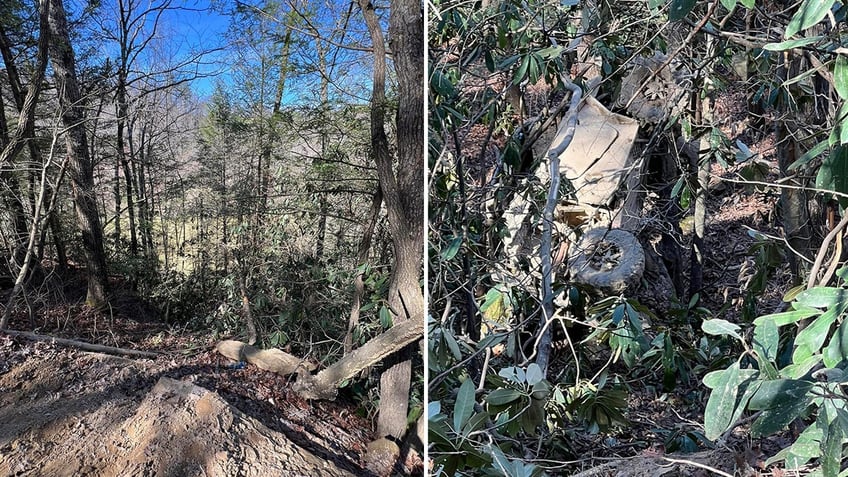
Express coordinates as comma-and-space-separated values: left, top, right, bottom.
46, 0, 109, 307
0, 0, 50, 270
358, 0, 424, 447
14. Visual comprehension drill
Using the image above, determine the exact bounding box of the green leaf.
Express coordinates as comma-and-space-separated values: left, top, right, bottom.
428, 420, 456, 449
703, 362, 751, 440
513, 55, 529, 85
611, 304, 625, 325
428, 400, 442, 418
484, 50, 495, 73
822, 414, 843, 477
499, 366, 525, 384
795, 304, 841, 356
795, 286, 848, 308
785, 0, 833, 38
766, 424, 822, 467
735, 139, 755, 162
486, 388, 523, 406
679, 184, 691, 209
816, 145, 848, 208
747, 379, 814, 410
480, 288, 505, 320
831, 102, 848, 146
739, 0, 754, 7
823, 318, 848, 367
442, 329, 462, 361
461, 411, 489, 435
836, 55, 848, 100
751, 393, 812, 436
527, 54, 539, 84
453, 379, 476, 431
379, 305, 393, 328
788, 141, 829, 171
783, 64, 827, 89
526, 363, 544, 386
477, 332, 507, 351
536, 45, 564, 59
780, 353, 821, 379
837, 408, 848, 431
488, 445, 521, 477
670, 175, 685, 199
441, 236, 462, 261
669, 0, 697, 21
720, 0, 736, 10
753, 318, 779, 376
753, 306, 820, 327
520, 399, 545, 435
498, 55, 521, 71
430, 68, 457, 98
703, 366, 757, 389
701, 319, 743, 340
763, 36, 824, 51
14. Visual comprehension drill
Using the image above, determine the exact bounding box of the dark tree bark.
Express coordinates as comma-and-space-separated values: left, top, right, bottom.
116, 2, 138, 256
0, 83, 8, 145
46, 0, 109, 307
776, 51, 812, 284
0, 5, 50, 269
358, 0, 424, 446
0, 11, 70, 273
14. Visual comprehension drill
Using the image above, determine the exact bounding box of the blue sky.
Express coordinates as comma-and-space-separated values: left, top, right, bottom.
67, 0, 231, 98
147, 0, 232, 97
67, 0, 375, 104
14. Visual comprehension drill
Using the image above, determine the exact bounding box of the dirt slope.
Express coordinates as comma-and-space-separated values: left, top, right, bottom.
0, 338, 365, 476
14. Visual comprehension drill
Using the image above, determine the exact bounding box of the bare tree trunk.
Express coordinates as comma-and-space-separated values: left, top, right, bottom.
0, 83, 8, 145
117, 110, 139, 255
136, 125, 154, 257
47, 0, 109, 307
113, 150, 122, 245
1, 17, 71, 274
115, 0, 138, 256
777, 51, 811, 283
47, 212, 67, 271
0, 6, 50, 271
239, 267, 258, 345
293, 318, 422, 401
358, 0, 424, 449
1, 128, 67, 330
688, 93, 709, 308
344, 187, 383, 352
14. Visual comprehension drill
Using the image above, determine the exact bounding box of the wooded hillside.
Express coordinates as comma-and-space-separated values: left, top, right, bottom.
0, 0, 424, 475
428, 0, 848, 475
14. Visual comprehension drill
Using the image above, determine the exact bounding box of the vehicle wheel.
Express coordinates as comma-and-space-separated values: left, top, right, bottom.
568, 228, 645, 295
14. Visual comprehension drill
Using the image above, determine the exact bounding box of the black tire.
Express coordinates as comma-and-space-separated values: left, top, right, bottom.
568, 228, 645, 294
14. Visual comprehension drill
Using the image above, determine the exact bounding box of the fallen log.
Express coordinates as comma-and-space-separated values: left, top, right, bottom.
293, 318, 423, 400
1, 329, 161, 358
215, 340, 317, 375
215, 318, 423, 400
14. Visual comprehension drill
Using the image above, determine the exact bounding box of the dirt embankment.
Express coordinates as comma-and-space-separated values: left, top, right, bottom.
0, 335, 388, 477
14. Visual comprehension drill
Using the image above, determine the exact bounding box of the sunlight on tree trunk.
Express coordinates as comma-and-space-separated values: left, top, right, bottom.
357, 0, 424, 452
47, 0, 109, 308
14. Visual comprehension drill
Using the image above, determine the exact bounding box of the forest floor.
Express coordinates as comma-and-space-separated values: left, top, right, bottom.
0, 290, 423, 477
455, 81, 807, 475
